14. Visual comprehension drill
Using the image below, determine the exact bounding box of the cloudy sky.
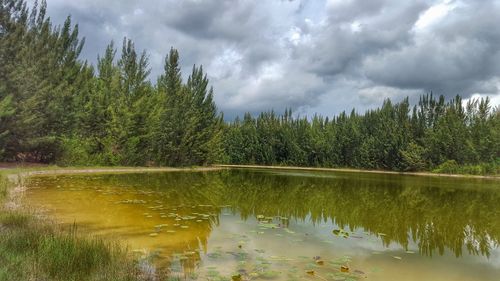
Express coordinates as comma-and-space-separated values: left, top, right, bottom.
34, 0, 500, 118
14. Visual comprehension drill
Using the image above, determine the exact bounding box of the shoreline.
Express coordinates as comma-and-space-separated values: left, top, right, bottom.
216, 164, 500, 180
16, 166, 223, 177
1, 164, 498, 180
0, 164, 500, 180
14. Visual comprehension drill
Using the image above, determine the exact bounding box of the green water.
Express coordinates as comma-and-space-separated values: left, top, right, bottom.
24, 169, 500, 280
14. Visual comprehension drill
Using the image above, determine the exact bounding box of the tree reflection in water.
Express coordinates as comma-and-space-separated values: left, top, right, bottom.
27, 169, 500, 276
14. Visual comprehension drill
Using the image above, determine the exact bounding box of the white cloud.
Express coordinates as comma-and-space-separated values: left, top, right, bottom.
414, 0, 458, 31
207, 48, 243, 80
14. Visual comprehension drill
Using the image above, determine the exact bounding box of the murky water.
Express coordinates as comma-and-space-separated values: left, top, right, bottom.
24, 169, 500, 280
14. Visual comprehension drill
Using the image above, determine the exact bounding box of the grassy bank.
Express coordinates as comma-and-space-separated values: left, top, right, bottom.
0, 169, 161, 281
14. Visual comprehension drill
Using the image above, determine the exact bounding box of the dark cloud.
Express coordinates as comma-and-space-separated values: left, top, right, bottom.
35, 0, 500, 117
291, 2, 429, 77
362, 0, 500, 98
164, 0, 262, 41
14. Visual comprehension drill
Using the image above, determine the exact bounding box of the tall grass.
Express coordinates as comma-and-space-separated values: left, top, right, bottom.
0, 212, 147, 281
0, 172, 154, 281
0, 175, 8, 200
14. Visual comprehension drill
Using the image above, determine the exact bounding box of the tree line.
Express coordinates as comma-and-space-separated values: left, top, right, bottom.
224, 96, 499, 172
1, 1, 499, 172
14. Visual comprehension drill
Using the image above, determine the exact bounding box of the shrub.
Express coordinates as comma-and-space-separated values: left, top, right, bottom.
400, 142, 427, 171
57, 137, 106, 166
433, 160, 499, 175
433, 160, 460, 174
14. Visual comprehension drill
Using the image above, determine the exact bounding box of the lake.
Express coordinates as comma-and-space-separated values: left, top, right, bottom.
23, 168, 500, 280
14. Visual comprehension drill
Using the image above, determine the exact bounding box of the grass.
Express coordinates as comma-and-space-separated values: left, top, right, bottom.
0, 212, 144, 281
0, 173, 8, 200
0, 170, 157, 281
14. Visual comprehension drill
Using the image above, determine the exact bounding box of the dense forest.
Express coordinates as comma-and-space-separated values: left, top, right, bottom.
225, 95, 499, 173
1, 1, 499, 173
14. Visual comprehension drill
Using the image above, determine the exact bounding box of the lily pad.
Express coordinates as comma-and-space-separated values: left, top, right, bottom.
332, 229, 350, 238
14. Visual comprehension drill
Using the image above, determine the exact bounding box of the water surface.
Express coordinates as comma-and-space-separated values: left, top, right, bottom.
24, 169, 500, 280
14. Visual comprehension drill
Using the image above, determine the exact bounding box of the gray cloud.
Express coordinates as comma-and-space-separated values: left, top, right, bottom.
35, 0, 500, 118
362, 0, 500, 96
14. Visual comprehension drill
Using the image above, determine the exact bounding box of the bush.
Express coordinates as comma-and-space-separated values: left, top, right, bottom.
400, 142, 427, 171
433, 160, 499, 175
57, 137, 106, 166
433, 160, 460, 174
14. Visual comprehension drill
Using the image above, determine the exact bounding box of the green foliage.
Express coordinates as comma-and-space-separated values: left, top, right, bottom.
0, 0, 86, 162
0, 212, 142, 281
400, 142, 427, 171
37, 229, 111, 279
224, 95, 499, 175
57, 137, 105, 166
151, 50, 223, 166
433, 160, 499, 175
0, 180, 6, 200
433, 160, 460, 174
0, 1, 498, 174
0, 1, 223, 167
0, 95, 14, 158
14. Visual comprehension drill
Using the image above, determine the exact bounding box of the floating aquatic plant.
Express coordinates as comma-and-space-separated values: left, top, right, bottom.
332, 229, 350, 238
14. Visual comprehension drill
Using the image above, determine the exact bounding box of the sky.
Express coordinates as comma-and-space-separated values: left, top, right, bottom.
33, 0, 500, 118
